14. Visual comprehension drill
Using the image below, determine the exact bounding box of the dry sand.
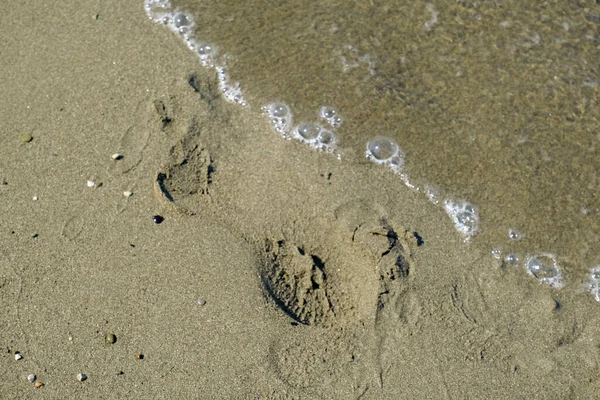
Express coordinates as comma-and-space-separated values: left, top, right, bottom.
1, 1, 600, 399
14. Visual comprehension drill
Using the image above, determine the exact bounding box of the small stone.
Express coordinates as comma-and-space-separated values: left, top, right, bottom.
123, 191, 133, 197
27, 374, 36, 383
34, 381, 43, 388
153, 215, 164, 224
14, 352, 23, 361
111, 153, 123, 160
93, 14, 100, 20
105, 333, 117, 344
87, 180, 96, 188
32, 195, 38, 201
77, 373, 87, 382
21, 134, 33, 143
135, 353, 144, 360
196, 299, 206, 307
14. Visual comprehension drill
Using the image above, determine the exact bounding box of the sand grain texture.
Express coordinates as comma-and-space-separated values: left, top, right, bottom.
1, 1, 600, 399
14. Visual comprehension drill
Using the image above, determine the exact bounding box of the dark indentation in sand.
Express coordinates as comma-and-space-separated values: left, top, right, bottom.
155, 137, 214, 209
261, 239, 337, 326
153, 99, 173, 130
413, 231, 424, 246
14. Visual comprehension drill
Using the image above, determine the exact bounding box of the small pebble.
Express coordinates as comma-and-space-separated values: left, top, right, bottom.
135, 353, 144, 360
34, 381, 43, 388
27, 374, 36, 383
153, 215, 164, 224
14, 352, 23, 361
87, 180, 96, 188
196, 299, 207, 307
21, 134, 33, 143
105, 333, 117, 344
111, 153, 123, 160
123, 191, 133, 197
32, 195, 38, 201
77, 373, 87, 382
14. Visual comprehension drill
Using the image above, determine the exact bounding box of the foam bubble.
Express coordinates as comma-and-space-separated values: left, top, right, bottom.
525, 253, 564, 288
293, 123, 322, 144
503, 253, 520, 267
587, 266, 600, 302
195, 43, 217, 67
265, 102, 292, 136
366, 136, 405, 173
443, 200, 479, 237
508, 228, 523, 240
216, 66, 247, 106
319, 106, 343, 128
144, 0, 173, 22
317, 129, 337, 152
491, 248, 502, 259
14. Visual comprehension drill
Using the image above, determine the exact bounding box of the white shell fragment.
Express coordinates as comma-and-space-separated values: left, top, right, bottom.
111, 153, 124, 160
87, 180, 96, 188
77, 373, 87, 382
123, 191, 133, 197
27, 374, 36, 383
14, 352, 23, 361
32, 195, 38, 201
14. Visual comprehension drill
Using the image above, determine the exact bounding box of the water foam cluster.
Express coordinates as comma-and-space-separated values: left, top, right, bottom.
443, 200, 479, 238
365, 136, 405, 173
525, 253, 564, 288
587, 266, 600, 301
320, 106, 343, 128
264, 103, 338, 152
144, 0, 246, 106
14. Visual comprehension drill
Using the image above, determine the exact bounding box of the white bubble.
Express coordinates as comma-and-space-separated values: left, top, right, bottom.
188, 42, 218, 67
503, 253, 520, 266
366, 136, 405, 173
265, 102, 293, 136
166, 11, 195, 38
508, 228, 523, 240
588, 266, 600, 302
443, 200, 479, 237
366, 136, 399, 161
173, 12, 191, 28
293, 123, 322, 143
217, 66, 247, 106
144, 0, 173, 22
525, 253, 564, 288
317, 129, 337, 151
319, 106, 343, 128
491, 248, 502, 259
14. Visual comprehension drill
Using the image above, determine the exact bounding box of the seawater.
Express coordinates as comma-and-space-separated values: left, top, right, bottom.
145, 1, 600, 296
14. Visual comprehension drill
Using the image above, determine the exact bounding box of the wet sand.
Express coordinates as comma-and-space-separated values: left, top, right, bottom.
1, 1, 600, 399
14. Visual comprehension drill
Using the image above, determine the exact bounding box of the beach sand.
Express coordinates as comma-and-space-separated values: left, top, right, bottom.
1, 1, 600, 399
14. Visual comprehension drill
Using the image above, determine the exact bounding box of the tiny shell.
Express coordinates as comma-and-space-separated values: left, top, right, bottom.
87, 180, 96, 188
123, 191, 133, 197
111, 153, 124, 160
27, 374, 36, 383
14, 352, 23, 361
105, 333, 117, 344
77, 373, 87, 382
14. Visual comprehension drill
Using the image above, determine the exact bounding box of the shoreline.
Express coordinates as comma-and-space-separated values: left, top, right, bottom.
1, 1, 600, 398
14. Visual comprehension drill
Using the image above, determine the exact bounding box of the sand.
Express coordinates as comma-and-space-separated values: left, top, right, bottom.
1, 1, 600, 399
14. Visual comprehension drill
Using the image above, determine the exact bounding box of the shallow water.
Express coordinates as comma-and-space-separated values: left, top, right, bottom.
159, 1, 600, 291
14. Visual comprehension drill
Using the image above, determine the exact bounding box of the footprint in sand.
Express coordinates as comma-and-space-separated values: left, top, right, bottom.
154, 135, 215, 214
260, 199, 417, 328
263, 199, 419, 394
